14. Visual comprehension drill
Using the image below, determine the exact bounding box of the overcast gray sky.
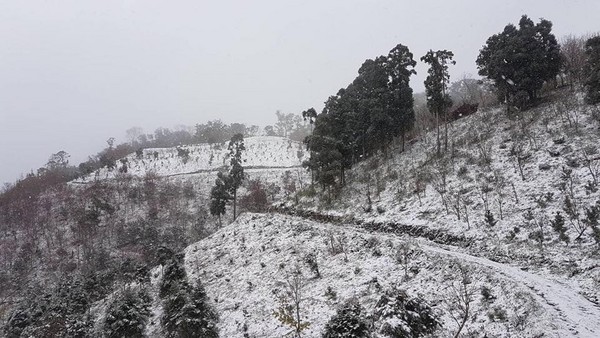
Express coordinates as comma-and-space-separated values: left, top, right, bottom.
1, 0, 598, 185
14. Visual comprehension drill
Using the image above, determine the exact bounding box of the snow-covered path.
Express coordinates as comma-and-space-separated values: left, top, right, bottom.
425, 245, 600, 337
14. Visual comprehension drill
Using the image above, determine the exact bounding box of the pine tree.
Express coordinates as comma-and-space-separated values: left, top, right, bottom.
159, 256, 219, 338
550, 211, 570, 244
160, 254, 186, 297
477, 15, 561, 109
176, 282, 219, 338
421, 50, 455, 154
374, 288, 439, 337
228, 133, 245, 221
322, 299, 370, 338
584, 36, 600, 104
484, 209, 498, 227
386, 44, 417, 151
104, 287, 150, 338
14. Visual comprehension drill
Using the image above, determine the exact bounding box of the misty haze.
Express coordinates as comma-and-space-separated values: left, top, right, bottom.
1, 1, 600, 337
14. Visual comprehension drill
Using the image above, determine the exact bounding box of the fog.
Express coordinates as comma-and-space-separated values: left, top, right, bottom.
1, 0, 598, 185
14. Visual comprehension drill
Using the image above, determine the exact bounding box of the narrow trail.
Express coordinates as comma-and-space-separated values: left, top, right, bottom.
425, 245, 600, 338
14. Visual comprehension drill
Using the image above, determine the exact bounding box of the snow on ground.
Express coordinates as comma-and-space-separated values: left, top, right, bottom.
425, 244, 600, 337
294, 97, 600, 306
145, 265, 165, 337
73, 95, 600, 337
75, 136, 308, 182
182, 213, 583, 337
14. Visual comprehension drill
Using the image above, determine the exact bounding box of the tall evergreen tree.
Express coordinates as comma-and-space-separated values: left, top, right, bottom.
477, 15, 561, 108
176, 282, 219, 338
584, 35, 600, 104
421, 50, 455, 154
355, 57, 396, 154
160, 255, 219, 338
227, 133, 245, 221
387, 44, 417, 151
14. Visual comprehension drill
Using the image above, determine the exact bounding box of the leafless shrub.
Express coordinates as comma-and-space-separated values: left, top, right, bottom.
445, 262, 475, 338
581, 149, 600, 189
510, 140, 530, 181
395, 241, 420, 281
273, 268, 310, 337
560, 34, 589, 89
431, 160, 450, 213
554, 92, 582, 132
325, 231, 348, 262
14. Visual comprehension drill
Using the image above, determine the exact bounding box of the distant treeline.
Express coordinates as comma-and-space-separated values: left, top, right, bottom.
0, 112, 310, 208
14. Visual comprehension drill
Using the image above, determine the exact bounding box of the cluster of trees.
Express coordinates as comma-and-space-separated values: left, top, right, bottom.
4, 272, 114, 337
0, 168, 213, 324
302, 44, 460, 192
302, 15, 600, 196
127, 113, 310, 150
321, 290, 438, 337
477, 15, 600, 105
273, 110, 313, 142
303, 44, 417, 193
159, 252, 219, 338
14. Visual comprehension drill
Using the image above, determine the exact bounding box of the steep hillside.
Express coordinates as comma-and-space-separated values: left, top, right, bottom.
5, 96, 600, 337
0, 136, 310, 334
292, 91, 600, 306
100, 212, 599, 337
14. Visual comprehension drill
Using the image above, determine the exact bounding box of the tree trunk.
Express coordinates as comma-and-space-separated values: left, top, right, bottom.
444, 113, 449, 152
401, 130, 405, 152
436, 110, 441, 155
233, 190, 237, 221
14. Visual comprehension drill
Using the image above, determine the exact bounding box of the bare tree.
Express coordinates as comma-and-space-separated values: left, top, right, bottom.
581, 150, 600, 188
446, 263, 475, 338
510, 141, 530, 181
396, 241, 419, 281
273, 269, 310, 337
560, 34, 589, 89
125, 126, 145, 146
493, 170, 508, 220
432, 161, 449, 213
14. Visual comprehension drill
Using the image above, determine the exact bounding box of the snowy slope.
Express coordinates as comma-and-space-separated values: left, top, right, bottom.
293, 95, 600, 307
73, 95, 600, 337
177, 213, 585, 337
426, 245, 600, 337
75, 136, 308, 181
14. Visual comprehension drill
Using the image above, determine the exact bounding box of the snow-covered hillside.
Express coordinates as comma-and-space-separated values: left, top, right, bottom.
170, 213, 598, 337
76, 136, 308, 181
289, 92, 600, 318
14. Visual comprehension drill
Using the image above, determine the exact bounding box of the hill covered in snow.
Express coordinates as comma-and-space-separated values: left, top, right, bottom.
75, 136, 308, 181
82, 91, 600, 338
4, 94, 600, 337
